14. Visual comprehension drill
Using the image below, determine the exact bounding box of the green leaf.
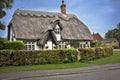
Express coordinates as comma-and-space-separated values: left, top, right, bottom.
0, 21, 5, 30
0, 10, 6, 18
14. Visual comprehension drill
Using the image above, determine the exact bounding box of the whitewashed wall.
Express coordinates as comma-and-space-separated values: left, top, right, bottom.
34, 42, 40, 50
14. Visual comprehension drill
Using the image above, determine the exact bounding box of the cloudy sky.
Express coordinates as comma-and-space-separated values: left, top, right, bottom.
0, 0, 120, 38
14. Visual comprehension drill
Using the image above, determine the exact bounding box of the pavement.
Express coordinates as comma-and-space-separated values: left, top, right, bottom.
0, 63, 120, 80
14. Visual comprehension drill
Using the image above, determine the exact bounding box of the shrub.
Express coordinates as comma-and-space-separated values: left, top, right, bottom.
0, 50, 13, 66
5, 41, 26, 50
79, 46, 113, 62
0, 38, 8, 50
80, 48, 95, 61
104, 46, 113, 56
0, 49, 78, 66
0, 47, 113, 67
62, 49, 78, 63
0, 38, 26, 50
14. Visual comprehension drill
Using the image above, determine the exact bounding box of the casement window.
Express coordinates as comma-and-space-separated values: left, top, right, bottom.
54, 24, 61, 41
24, 41, 35, 50
54, 24, 60, 34
79, 41, 90, 48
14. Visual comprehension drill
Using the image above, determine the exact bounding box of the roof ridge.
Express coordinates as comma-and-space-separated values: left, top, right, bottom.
15, 9, 76, 16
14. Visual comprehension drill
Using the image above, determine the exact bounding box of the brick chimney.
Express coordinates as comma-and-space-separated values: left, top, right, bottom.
61, 0, 66, 15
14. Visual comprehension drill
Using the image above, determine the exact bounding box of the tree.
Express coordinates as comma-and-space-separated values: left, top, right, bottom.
105, 22, 120, 48
117, 22, 120, 30
0, 0, 14, 30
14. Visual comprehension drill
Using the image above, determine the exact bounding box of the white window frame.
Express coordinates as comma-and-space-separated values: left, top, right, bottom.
24, 41, 35, 50
54, 24, 61, 41
54, 24, 60, 34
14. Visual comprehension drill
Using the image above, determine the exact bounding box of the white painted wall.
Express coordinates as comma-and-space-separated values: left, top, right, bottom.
56, 34, 61, 41
47, 40, 52, 49
9, 27, 13, 41
9, 27, 16, 41
34, 42, 40, 50
44, 40, 53, 50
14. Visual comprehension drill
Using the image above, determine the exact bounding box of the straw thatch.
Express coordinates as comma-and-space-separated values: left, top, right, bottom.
8, 10, 93, 44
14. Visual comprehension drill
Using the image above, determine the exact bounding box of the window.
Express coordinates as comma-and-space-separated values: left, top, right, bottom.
54, 28, 60, 34
54, 24, 61, 41
54, 24, 60, 34
24, 41, 35, 50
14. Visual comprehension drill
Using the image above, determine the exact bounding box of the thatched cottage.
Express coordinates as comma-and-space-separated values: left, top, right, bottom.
102, 38, 119, 48
8, 0, 93, 50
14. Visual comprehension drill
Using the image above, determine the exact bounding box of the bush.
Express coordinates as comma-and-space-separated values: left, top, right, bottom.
79, 46, 113, 61
0, 49, 78, 66
5, 41, 26, 50
0, 38, 26, 50
104, 46, 113, 56
0, 47, 113, 67
79, 48, 95, 61
60, 49, 78, 63
0, 38, 8, 50
0, 50, 14, 66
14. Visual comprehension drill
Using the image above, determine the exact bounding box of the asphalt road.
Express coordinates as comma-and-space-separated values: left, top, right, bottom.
0, 63, 120, 80
21, 68, 120, 80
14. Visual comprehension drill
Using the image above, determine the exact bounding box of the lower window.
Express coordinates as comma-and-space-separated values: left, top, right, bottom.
24, 41, 35, 50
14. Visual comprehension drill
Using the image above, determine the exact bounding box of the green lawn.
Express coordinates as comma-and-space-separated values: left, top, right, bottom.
88, 51, 120, 65
0, 63, 91, 74
0, 50, 120, 74
114, 49, 120, 51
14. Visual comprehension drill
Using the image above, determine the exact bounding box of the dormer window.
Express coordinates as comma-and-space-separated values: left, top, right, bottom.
54, 24, 60, 34
54, 24, 61, 41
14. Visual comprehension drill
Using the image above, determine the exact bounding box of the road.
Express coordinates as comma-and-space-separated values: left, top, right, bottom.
21, 68, 120, 80
0, 63, 120, 80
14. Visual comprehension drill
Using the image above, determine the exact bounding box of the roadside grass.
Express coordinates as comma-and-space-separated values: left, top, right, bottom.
0, 63, 91, 74
0, 50, 120, 74
88, 51, 120, 65
114, 49, 120, 51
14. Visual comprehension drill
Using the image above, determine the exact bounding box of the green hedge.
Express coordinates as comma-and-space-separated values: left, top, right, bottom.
0, 49, 78, 66
0, 38, 26, 50
79, 46, 113, 61
0, 47, 113, 67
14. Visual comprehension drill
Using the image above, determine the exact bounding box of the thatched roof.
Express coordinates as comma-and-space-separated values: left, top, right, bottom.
8, 10, 93, 44
102, 38, 118, 43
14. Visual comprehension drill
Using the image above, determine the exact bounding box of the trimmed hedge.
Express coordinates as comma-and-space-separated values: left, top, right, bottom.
0, 49, 78, 66
0, 47, 113, 67
0, 38, 26, 50
79, 46, 113, 61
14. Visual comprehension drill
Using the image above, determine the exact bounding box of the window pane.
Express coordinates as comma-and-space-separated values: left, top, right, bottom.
32, 42, 34, 44
29, 42, 31, 44
32, 45, 34, 50
27, 45, 30, 50
24, 41, 35, 50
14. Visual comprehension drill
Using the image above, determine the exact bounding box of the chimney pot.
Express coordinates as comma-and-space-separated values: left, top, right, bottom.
61, 0, 66, 15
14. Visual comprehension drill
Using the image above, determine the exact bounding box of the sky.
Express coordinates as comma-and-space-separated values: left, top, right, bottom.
0, 0, 120, 38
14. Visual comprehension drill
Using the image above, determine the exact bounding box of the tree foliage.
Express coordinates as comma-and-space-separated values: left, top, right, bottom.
0, 0, 14, 30
105, 22, 120, 47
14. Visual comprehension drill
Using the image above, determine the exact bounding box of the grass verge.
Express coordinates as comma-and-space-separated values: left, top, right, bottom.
0, 50, 120, 74
0, 63, 91, 74
88, 51, 120, 65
